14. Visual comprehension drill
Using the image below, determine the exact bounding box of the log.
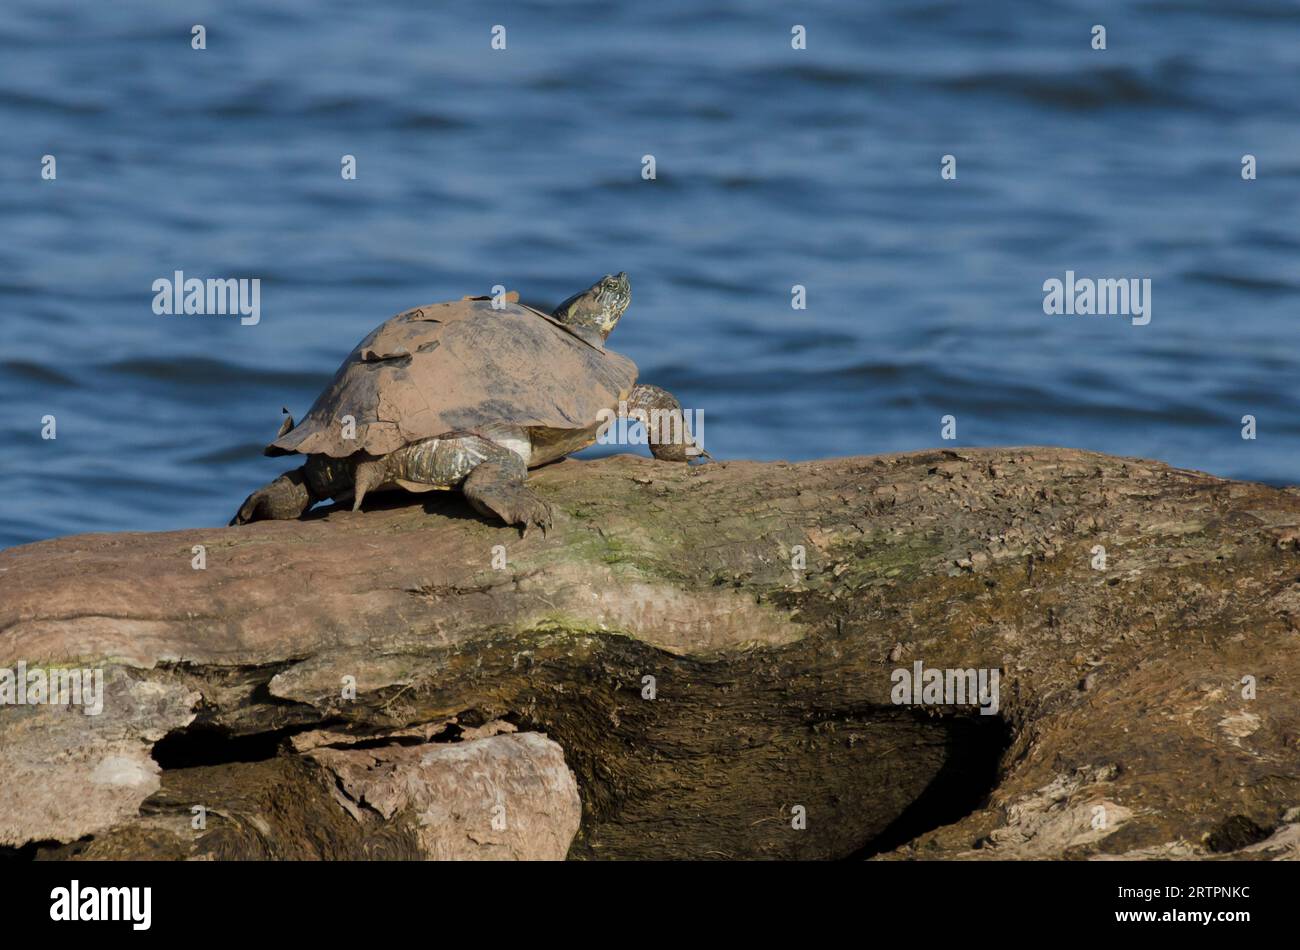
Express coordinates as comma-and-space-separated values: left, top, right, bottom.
2, 447, 1299, 860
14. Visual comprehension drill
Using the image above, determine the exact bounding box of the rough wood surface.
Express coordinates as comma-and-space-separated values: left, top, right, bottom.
2, 447, 1299, 860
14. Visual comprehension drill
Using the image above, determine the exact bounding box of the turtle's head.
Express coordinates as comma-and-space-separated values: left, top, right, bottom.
552, 273, 630, 341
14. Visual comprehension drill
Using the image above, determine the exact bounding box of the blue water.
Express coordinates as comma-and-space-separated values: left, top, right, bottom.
3, 0, 1299, 549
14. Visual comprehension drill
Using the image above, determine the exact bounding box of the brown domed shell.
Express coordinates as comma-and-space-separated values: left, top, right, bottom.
267, 298, 638, 458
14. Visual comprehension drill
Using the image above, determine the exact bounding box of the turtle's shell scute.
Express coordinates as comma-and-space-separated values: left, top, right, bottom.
267, 299, 638, 458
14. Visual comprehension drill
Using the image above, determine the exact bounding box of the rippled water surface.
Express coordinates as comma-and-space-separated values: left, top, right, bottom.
3, 0, 1299, 547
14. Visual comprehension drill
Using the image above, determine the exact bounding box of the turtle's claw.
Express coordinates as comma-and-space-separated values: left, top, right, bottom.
518, 499, 553, 539
230, 490, 265, 526
461, 457, 554, 539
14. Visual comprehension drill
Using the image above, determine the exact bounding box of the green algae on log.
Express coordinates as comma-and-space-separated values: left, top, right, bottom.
2, 448, 1299, 860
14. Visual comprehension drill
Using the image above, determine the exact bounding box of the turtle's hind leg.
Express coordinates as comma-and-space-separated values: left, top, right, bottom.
230, 467, 315, 525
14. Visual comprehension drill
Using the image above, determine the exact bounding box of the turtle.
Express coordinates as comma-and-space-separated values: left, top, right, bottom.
229, 273, 704, 534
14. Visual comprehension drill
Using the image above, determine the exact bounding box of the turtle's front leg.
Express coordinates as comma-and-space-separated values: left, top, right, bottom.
461, 447, 553, 537
624, 383, 709, 462
229, 467, 315, 525
390, 434, 552, 536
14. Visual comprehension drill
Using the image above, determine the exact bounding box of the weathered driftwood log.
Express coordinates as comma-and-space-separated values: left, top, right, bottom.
2, 447, 1299, 860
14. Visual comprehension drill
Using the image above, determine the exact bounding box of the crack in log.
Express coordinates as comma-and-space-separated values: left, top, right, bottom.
151, 720, 343, 769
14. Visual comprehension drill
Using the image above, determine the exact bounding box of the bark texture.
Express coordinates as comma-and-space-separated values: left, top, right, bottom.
2, 448, 1299, 860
